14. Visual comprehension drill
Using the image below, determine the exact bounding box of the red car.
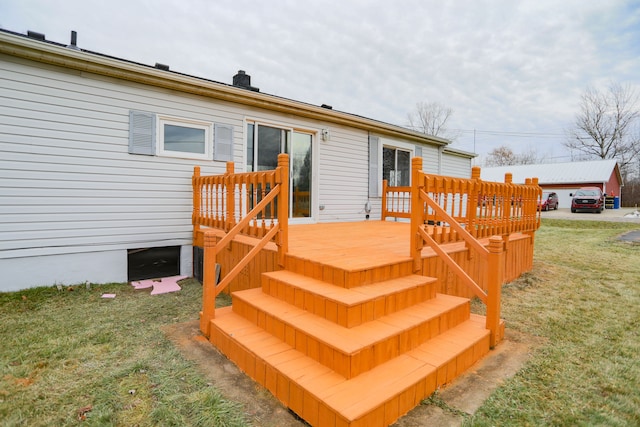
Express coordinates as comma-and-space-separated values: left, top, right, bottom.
570, 187, 605, 213
539, 192, 559, 211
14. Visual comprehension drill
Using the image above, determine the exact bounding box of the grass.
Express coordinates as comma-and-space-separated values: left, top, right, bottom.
0, 280, 247, 426
1, 219, 639, 426
466, 219, 640, 426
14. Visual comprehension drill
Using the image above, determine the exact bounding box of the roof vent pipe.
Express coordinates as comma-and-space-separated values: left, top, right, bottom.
67, 30, 80, 50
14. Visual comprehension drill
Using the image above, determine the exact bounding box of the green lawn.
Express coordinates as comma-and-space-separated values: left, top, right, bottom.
0, 281, 245, 426
467, 219, 640, 426
1, 219, 638, 426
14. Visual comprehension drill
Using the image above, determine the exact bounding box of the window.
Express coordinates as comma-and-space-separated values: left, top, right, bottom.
158, 116, 212, 160
383, 146, 411, 186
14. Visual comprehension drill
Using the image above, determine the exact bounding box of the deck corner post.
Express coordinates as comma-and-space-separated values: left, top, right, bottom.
410, 157, 424, 273
200, 231, 218, 338
486, 235, 505, 347
225, 161, 235, 232
277, 153, 289, 267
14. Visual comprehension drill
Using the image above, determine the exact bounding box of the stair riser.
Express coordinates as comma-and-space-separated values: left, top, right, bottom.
232, 296, 471, 379
284, 255, 414, 288
262, 276, 438, 328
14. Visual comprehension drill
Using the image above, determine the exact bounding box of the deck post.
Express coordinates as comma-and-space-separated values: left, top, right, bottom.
410, 157, 424, 273
468, 166, 481, 238
381, 179, 388, 220
193, 166, 201, 243
486, 235, 505, 347
200, 231, 218, 337
503, 173, 513, 237
225, 161, 235, 231
277, 154, 289, 267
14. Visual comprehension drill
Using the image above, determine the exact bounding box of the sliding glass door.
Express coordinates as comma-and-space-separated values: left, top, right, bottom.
247, 123, 313, 218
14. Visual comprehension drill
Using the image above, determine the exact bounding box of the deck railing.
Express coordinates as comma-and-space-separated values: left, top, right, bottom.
381, 180, 411, 220
194, 154, 289, 336
408, 158, 542, 346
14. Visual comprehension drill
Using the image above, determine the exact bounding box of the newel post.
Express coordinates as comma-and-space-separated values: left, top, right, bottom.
486, 235, 505, 347
200, 231, 218, 337
381, 179, 388, 220
469, 166, 481, 237
193, 166, 201, 242
410, 157, 424, 273
503, 172, 513, 236
225, 161, 235, 231
277, 154, 289, 267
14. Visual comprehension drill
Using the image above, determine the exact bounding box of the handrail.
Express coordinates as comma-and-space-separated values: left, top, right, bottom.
197, 154, 290, 337
418, 188, 488, 302
410, 157, 541, 346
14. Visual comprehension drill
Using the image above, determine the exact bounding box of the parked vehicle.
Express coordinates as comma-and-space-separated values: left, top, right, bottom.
570, 187, 605, 213
539, 192, 559, 211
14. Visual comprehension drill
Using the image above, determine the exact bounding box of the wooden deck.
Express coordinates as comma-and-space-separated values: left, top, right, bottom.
203, 220, 507, 426
194, 159, 540, 426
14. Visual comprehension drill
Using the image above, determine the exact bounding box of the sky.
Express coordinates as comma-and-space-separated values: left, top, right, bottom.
2, 0, 640, 164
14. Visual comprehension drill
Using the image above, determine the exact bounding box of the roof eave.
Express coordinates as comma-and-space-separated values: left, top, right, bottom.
0, 30, 449, 147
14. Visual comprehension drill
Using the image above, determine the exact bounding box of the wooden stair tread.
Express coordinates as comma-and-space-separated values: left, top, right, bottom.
263, 270, 436, 306
283, 252, 415, 288
210, 307, 490, 424
233, 288, 470, 354
286, 251, 411, 272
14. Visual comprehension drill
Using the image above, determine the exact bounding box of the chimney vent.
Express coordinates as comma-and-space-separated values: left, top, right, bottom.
232, 70, 259, 92
155, 63, 170, 71
27, 31, 46, 41
67, 30, 80, 50
321, 104, 333, 110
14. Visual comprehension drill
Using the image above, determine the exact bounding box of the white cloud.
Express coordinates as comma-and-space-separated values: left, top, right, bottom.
1, 0, 639, 162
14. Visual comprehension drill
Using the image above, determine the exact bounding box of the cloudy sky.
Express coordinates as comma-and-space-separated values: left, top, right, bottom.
2, 0, 639, 163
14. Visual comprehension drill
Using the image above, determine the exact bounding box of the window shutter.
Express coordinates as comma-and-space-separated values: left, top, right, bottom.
214, 124, 234, 162
369, 135, 379, 197
415, 145, 423, 160
129, 111, 156, 155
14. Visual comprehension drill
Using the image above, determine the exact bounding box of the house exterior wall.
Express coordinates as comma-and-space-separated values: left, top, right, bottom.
0, 54, 222, 290
441, 152, 472, 177
0, 45, 472, 291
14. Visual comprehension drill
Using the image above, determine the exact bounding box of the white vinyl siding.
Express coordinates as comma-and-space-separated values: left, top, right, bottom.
0, 55, 234, 266
318, 126, 370, 222
441, 152, 472, 177
421, 145, 440, 174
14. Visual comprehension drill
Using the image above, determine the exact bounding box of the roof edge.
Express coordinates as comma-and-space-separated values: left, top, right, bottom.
0, 29, 450, 147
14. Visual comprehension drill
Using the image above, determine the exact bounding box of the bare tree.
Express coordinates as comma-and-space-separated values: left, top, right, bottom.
565, 82, 640, 178
484, 145, 543, 166
485, 145, 518, 166
407, 101, 458, 140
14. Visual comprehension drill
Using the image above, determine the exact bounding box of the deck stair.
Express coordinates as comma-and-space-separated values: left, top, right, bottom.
207, 250, 493, 426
